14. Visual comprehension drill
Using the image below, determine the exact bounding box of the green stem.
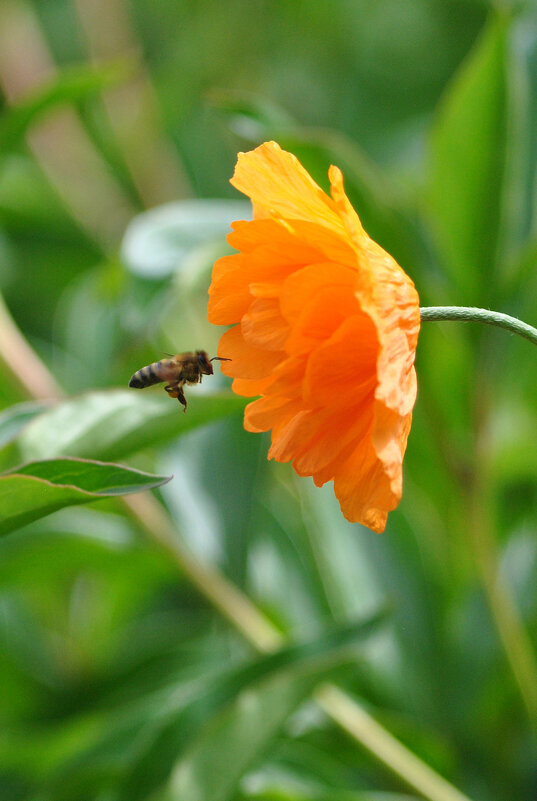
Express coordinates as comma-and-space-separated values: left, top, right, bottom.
316, 685, 474, 801
422, 304, 537, 729
470, 498, 537, 727
420, 306, 537, 347
0, 293, 62, 400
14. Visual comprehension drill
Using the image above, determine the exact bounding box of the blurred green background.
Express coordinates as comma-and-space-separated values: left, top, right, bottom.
1, 1, 537, 800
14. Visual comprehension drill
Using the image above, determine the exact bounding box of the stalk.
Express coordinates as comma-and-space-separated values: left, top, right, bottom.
420, 306, 537, 347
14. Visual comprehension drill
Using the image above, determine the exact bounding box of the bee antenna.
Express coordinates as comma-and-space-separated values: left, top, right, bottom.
210, 356, 231, 362
162, 352, 174, 357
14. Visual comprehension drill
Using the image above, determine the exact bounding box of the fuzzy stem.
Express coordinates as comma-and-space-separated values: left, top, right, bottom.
420, 306, 537, 347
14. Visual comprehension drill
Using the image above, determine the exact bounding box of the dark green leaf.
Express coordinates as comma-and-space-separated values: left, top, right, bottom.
426, 15, 508, 301
166, 613, 387, 801
0, 457, 171, 536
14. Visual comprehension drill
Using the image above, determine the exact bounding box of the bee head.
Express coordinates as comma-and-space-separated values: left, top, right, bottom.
196, 350, 214, 375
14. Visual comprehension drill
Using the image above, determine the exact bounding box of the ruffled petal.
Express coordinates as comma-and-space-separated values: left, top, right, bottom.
208, 254, 252, 325
328, 165, 366, 246
269, 399, 372, 476
285, 286, 361, 356
332, 400, 413, 532
218, 324, 284, 379
209, 142, 420, 533
279, 262, 358, 324
242, 297, 290, 351
227, 218, 324, 264
244, 394, 303, 433
303, 314, 379, 409
232, 376, 274, 397
231, 141, 345, 234
333, 441, 392, 533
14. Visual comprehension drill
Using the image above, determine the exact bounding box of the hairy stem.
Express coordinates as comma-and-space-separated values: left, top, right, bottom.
420, 306, 537, 347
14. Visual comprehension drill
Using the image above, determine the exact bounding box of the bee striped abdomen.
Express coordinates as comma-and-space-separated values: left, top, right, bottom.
128, 351, 230, 410
129, 361, 167, 388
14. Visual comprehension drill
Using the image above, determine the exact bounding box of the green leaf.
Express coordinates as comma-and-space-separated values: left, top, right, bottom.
208, 89, 296, 140
426, 14, 508, 301
0, 457, 171, 536
6, 614, 385, 800
236, 789, 418, 801
0, 401, 50, 449
121, 199, 251, 278
166, 614, 386, 801
0, 62, 131, 151
499, 13, 537, 290
17, 390, 247, 462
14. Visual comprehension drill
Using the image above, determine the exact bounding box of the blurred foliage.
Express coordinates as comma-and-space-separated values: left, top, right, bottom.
1, 1, 537, 801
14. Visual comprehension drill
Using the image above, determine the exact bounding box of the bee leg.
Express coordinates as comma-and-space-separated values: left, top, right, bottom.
164, 382, 187, 412
176, 386, 187, 412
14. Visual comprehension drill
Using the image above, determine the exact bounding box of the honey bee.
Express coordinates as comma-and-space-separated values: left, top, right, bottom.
128, 350, 230, 411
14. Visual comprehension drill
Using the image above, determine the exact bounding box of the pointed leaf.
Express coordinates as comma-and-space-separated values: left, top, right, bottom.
166, 613, 386, 801
426, 15, 508, 300
12, 613, 386, 800
0, 457, 171, 536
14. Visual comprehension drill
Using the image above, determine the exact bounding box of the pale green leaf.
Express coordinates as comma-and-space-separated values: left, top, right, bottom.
17, 390, 246, 462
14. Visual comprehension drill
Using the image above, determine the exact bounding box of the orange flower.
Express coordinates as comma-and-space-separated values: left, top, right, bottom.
208, 142, 420, 533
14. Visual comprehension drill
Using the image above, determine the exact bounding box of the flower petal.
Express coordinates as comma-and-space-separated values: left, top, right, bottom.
242, 297, 290, 351
209, 142, 421, 533
232, 376, 274, 397
279, 262, 358, 324
244, 394, 303, 433
228, 218, 324, 263
330, 399, 414, 532
218, 324, 284, 379
328, 164, 366, 246
303, 314, 379, 408
269, 399, 373, 476
284, 286, 361, 356
208, 254, 252, 325
231, 141, 345, 235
